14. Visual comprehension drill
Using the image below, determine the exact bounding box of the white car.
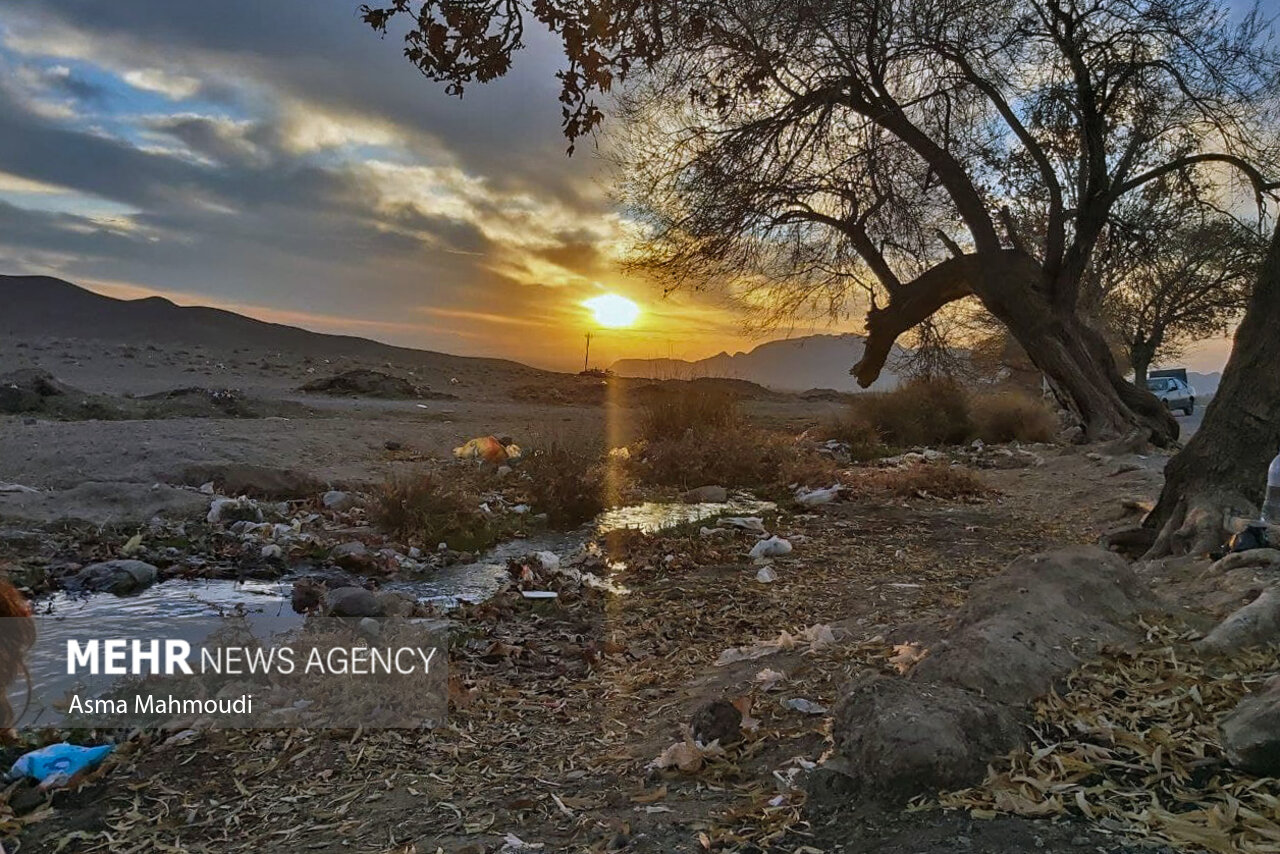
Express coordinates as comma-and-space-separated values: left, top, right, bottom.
1146, 376, 1196, 416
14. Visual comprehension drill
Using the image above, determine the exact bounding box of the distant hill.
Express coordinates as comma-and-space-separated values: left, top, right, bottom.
610, 333, 906, 392
0, 274, 550, 379
1188, 372, 1221, 395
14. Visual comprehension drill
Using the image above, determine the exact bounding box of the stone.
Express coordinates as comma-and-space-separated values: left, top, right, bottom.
73, 559, 159, 595
1221, 679, 1280, 775
823, 676, 1022, 803
331, 540, 372, 569
683, 485, 728, 504
325, 586, 382, 618
322, 490, 356, 511
691, 700, 742, 746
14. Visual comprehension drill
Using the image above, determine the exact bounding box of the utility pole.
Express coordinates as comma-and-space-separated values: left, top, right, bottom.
583, 331, 592, 373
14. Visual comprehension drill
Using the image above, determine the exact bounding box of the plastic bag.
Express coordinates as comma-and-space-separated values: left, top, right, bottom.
7, 743, 114, 788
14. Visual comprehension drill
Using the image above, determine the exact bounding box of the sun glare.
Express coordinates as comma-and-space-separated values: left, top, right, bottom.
583, 293, 640, 328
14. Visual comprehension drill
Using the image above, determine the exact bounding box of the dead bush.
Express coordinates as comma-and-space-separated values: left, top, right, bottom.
371, 474, 500, 550
971, 391, 1059, 444
819, 416, 893, 461
638, 387, 738, 441
631, 426, 836, 493
519, 441, 607, 527
850, 378, 973, 447
851, 463, 987, 499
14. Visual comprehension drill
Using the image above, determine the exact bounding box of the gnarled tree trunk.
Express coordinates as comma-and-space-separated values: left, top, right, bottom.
853, 249, 1180, 446
1144, 226, 1280, 556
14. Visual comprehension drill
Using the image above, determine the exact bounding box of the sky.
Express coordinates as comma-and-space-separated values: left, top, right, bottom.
0, 0, 778, 371
0, 1, 1238, 374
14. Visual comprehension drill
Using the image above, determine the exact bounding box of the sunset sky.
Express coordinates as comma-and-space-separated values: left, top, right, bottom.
0, 1, 1234, 374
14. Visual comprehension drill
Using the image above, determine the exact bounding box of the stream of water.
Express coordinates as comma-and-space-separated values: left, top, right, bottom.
20, 498, 772, 723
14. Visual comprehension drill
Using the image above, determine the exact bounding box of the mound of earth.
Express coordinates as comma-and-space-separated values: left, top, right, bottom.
176, 463, 326, 499
0, 369, 82, 413
300, 369, 454, 399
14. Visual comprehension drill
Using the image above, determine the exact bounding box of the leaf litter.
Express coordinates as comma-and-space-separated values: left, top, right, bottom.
940, 621, 1280, 853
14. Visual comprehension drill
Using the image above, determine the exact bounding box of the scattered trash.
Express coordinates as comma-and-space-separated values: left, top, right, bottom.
499, 834, 545, 852
1264, 449, 1280, 523
755, 566, 778, 583
119, 532, 143, 556
650, 738, 726, 772
754, 668, 786, 691
520, 591, 558, 599
714, 624, 836, 666
453, 435, 522, 464
889, 642, 929, 674
782, 698, 828, 715
749, 536, 792, 559
795, 485, 841, 506
7, 743, 113, 789
683, 485, 728, 504
718, 516, 766, 533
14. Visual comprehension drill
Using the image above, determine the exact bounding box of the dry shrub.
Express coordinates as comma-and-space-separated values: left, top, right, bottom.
519, 441, 606, 527
849, 379, 1058, 446
970, 391, 1059, 443
638, 387, 738, 441
851, 462, 987, 499
819, 416, 892, 461
372, 474, 499, 550
850, 378, 973, 446
631, 426, 835, 493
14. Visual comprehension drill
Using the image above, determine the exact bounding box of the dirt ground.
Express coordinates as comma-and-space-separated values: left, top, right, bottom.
0, 335, 1222, 853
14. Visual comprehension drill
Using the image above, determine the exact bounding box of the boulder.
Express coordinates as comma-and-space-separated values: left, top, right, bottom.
325, 586, 382, 618
815, 547, 1157, 804
1221, 680, 1280, 775
73, 559, 159, 595
683, 485, 728, 504
911, 547, 1153, 704
823, 677, 1022, 803
1197, 585, 1280, 655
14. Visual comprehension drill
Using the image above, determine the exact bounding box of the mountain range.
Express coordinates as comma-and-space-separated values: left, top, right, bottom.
610, 334, 906, 392
0, 274, 548, 379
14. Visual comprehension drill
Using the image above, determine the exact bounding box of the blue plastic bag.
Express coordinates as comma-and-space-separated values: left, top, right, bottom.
7, 743, 113, 787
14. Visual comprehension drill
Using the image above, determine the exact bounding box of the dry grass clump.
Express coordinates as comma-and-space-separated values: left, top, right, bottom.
970, 391, 1059, 443
371, 474, 499, 550
850, 462, 987, 499
849, 378, 973, 446
631, 426, 836, 493
518, 441, 607, 527
819, 416, 894, 461
849, 379, 1058, 447
638, 387, 739, 441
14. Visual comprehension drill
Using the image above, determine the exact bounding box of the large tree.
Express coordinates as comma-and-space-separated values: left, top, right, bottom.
364, 0, 1278, 446
1084, 185, 1265, 385
362, 0, 1280, 547
1145, 223, 1280, 555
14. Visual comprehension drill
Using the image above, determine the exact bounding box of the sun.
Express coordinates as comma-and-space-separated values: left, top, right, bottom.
583, 293, 640, 328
